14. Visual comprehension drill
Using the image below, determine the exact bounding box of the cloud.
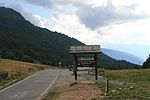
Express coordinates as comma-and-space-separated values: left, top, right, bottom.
42, 10, 101, 43
97, 18, 150, 45
23, 0, 149, 30
24, 0, 91, 9
9, 4, 47, 26
24, 0, 54, 9
76, 0, 149, 30
54, 0, 92, 7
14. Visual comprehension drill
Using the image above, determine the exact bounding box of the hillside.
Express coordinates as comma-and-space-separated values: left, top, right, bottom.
0, 7, 139, 69
0, 7, 83, 66
102, 48, 144, 65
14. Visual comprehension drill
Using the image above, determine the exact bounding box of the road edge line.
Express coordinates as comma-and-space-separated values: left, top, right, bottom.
36, 70, 60, 100
0, 70, 44, 93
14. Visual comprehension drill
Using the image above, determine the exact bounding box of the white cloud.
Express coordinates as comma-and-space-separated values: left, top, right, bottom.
4, 0, 150, 47
22, 0, 150, 31
9, 4, 47, 26
24, 0, 54, 9
24, 0, 93, 8
76, 0, 149, 30
42, 10, 102, 44
97, 18, 150, 45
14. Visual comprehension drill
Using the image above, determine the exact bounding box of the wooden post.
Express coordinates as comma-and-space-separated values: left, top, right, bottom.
105, 73, 109, 96
106, 78, 109, 92
74, 54, 77, 80
95, 54, 98, 80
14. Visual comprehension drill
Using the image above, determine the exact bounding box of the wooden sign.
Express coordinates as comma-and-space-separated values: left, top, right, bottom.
77, 56, 95, 67
78, 57, 94, 61
69, 45, 100, 80
70, 45, 100, 54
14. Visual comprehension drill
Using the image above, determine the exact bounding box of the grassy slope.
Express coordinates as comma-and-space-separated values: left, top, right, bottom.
0, 58, 56, 87
0, 58, 55, 71
97, 69, 150, 100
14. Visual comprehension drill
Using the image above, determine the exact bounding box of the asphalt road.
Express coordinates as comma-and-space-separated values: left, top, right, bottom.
0, 70, 59, 100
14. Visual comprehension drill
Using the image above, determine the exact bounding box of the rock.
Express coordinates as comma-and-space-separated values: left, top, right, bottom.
111, 90, 117, 93
129, 86, 134, 90
116, 91, 120, 93
123, 82, 126, 85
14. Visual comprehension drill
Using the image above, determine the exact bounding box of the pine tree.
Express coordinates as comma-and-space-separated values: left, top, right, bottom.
142, 54, 150, 69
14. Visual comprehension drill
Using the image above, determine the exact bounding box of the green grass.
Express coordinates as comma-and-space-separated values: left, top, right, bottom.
42, 91, 60, 100
96, 69, 150, 100
42, 85, 61, 100
106, 69, 150, 83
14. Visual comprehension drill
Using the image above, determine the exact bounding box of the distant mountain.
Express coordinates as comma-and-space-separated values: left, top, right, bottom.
0, 7, 139, 69
102, 48, 144, 65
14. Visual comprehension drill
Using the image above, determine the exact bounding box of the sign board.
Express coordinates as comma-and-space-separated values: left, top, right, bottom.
77, 56, 95, 67
78, 57, 94, 61
70, 45, 100, 54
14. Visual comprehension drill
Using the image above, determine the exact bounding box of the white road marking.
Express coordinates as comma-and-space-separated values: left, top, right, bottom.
36, 70, 59, 100
0, 71, 41, 93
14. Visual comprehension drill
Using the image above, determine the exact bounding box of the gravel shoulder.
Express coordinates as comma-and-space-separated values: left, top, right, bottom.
44, 69, 104, 100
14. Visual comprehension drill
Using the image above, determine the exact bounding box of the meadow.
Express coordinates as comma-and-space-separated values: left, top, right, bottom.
97, 69, 150, 100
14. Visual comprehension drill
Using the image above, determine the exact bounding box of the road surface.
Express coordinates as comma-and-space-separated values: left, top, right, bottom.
0, 70, 59, 100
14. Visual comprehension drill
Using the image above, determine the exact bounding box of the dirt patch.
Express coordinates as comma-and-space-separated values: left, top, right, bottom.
53, 81, 103, 100
79, 81, 96, 84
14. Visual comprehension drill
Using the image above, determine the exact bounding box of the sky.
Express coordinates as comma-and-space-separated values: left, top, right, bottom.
0, 0, 150, 60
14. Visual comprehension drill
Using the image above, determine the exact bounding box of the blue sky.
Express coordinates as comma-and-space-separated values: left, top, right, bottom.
22, 3, 52, 19
1, 0, 150, 60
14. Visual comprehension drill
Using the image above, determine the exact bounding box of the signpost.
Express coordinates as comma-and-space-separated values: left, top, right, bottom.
69, 45, 101, 80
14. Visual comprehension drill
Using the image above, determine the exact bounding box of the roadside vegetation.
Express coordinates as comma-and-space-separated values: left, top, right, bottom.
0, 59, 55, 89
42, 86, 60, 100
96, 69, 150, 100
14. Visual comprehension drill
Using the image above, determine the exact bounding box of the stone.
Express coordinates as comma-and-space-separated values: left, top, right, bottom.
111, 90, 117, 93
